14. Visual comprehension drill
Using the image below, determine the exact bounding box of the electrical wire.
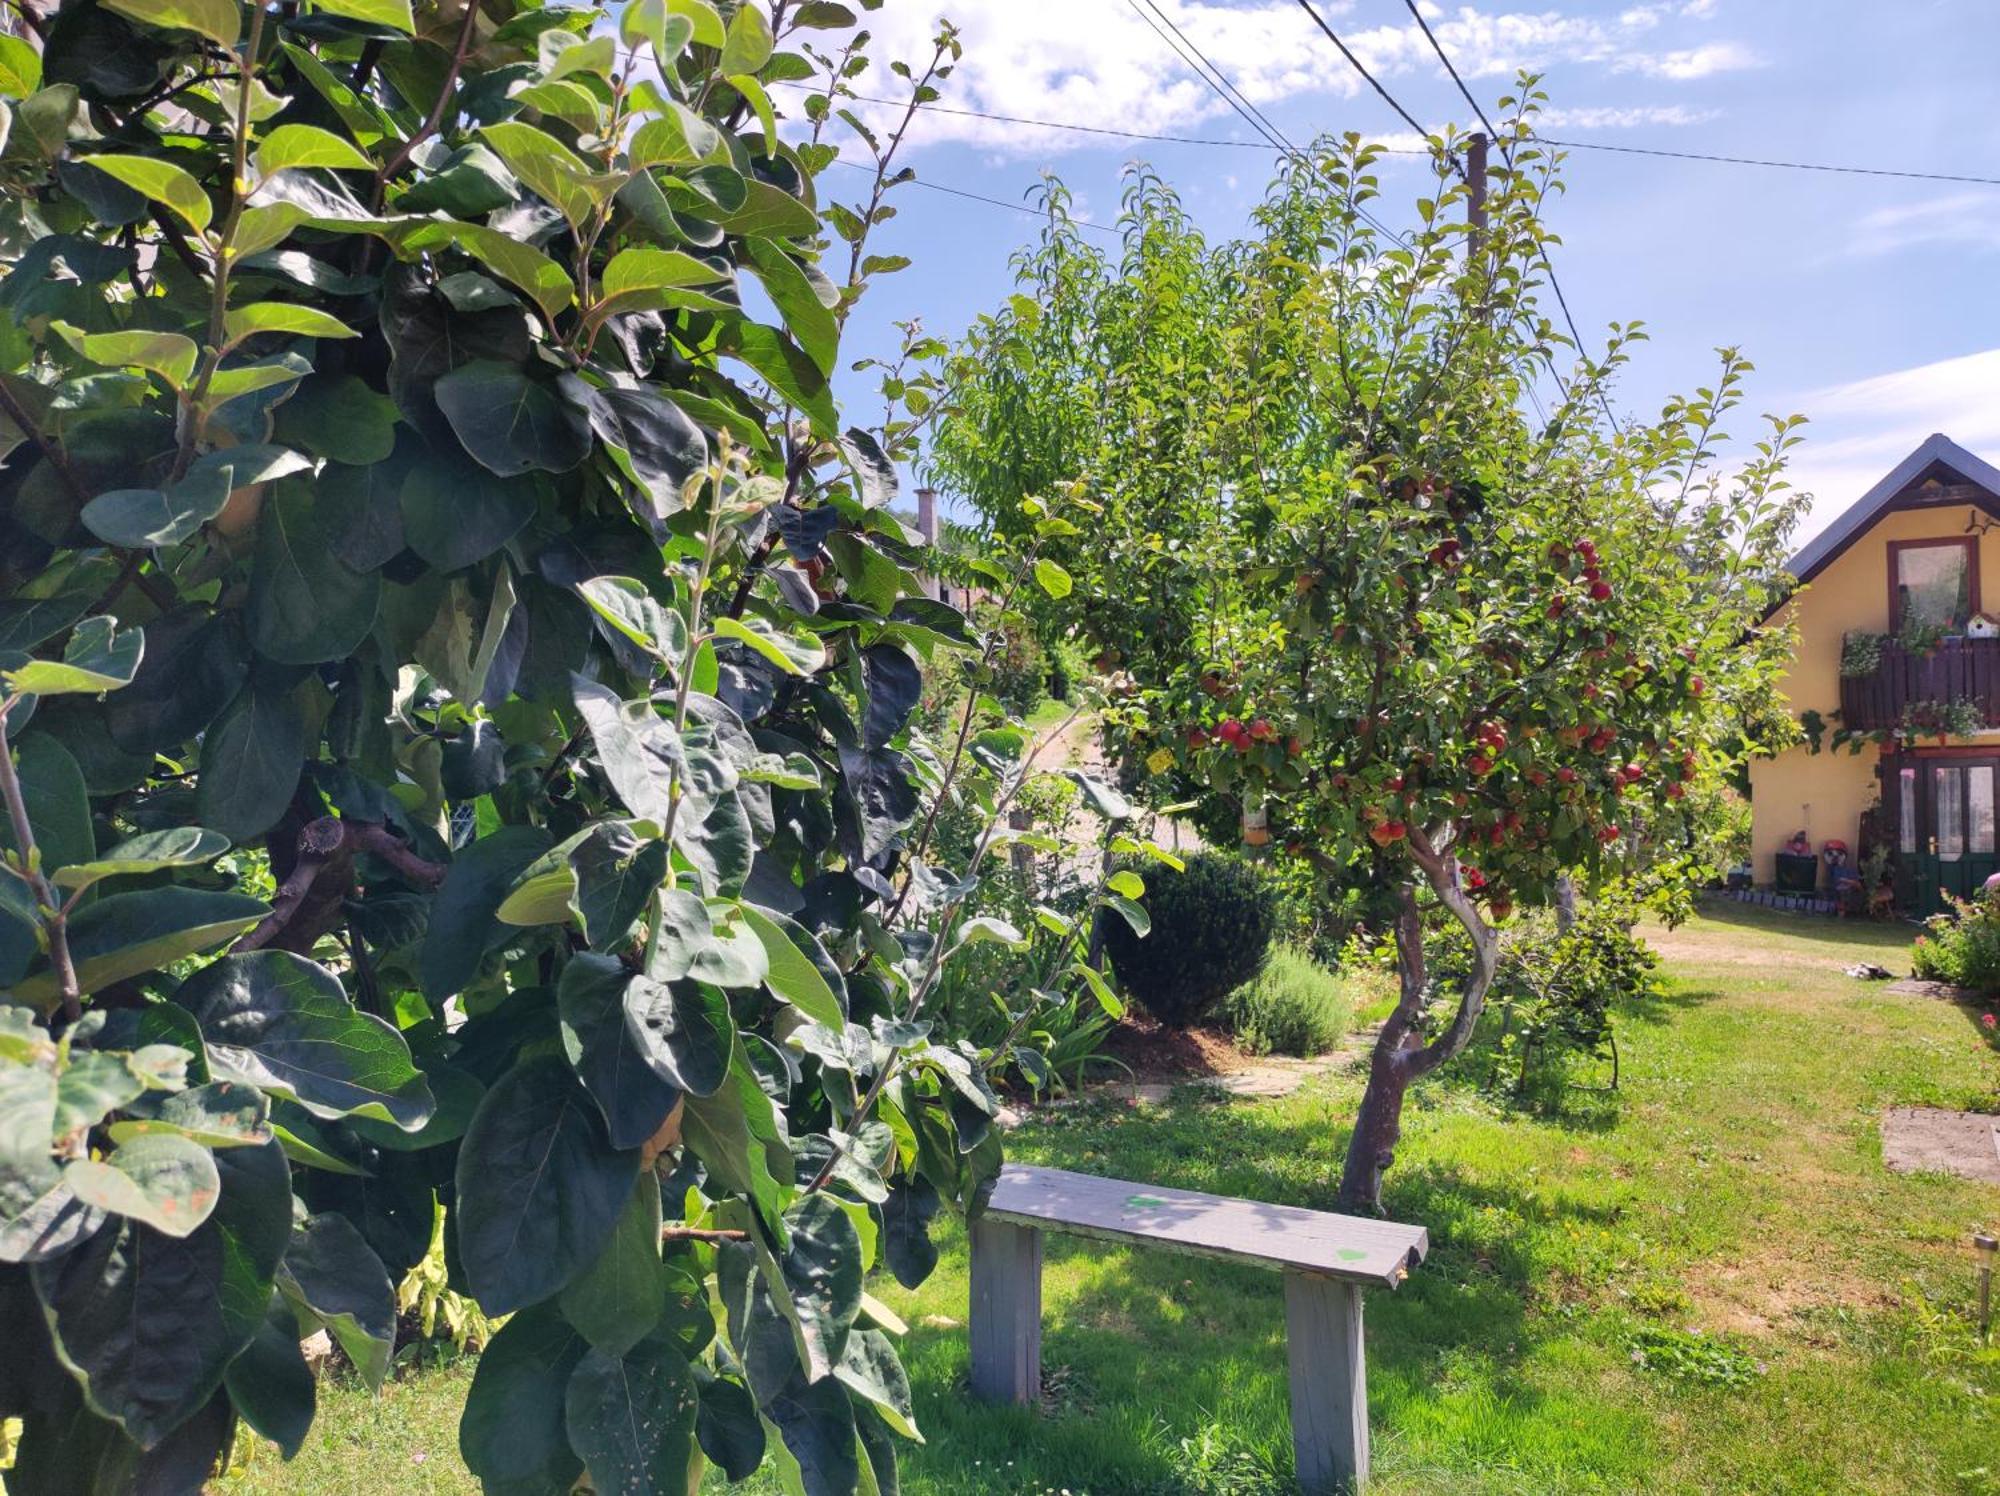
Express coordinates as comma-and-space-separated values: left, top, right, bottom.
781, 81, 2000, 189
826, 157, 1121, 239
1399, 0, 1498, 143
1122, 0, 1292, 159
1136, 0, 1307, 171
1528, 134, 2000, 188
1291, 0, 1430, 141
1122, 0, 1415, 246
772, 81, 1394, 153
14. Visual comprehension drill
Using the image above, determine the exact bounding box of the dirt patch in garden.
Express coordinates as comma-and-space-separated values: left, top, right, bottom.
1684, 1245, 1897, 1339
1100, 1015, 1254, 1080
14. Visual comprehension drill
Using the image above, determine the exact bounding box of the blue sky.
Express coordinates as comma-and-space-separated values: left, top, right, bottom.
809, 1, 2000, 546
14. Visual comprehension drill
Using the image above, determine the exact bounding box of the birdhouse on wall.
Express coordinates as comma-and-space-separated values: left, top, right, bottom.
1968, 611, 2000, 639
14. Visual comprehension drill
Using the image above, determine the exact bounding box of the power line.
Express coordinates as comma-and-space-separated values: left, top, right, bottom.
775, 79, 2000, 191
1291, 0, 1430, 142
826, 157, 1120, 239
1123, 0, 1292, 160
1529, 134, 2000, 189
1400, 0, 1497, 144
770, 82, 1335, 152
1136, 0, 1303, 168
1122, 0, 1415, 246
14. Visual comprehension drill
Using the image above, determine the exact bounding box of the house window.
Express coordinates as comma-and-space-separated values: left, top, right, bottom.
1900, 766, 1917, 853
1890, 538, 1977, 632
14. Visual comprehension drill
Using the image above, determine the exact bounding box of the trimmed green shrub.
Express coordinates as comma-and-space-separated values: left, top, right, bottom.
1103, 851, 1277, 1026
1223, 946, 1350, 1056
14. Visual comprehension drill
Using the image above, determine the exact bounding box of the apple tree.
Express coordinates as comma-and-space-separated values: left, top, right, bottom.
930, 102, 1807, 1212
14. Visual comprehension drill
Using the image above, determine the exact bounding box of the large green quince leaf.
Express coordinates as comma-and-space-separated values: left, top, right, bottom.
50, 827, 231, 893
2, 616, 142, 697
765, 1194, 863, 1384
453, 1055, 640, 1316
459, 1302, 587, 1493
194, 678, 308, 843
695, 1371, 765, 1481
10, 888, 268, 1012
108, 1079, 272, 1150
31, 1138, 289, 1449
3, 731, 93, 874
559, 1169, 665, 1358
680, 1036, 790, 1244
557, 954, 686, 1151
172, 951, 435, 1131
277, 1211, 397, 1392
418, 823, 551, 1001
246, 481, 382, 666
765, 1373, 859, 1496
434, 359, 592, 478
224, 1292, 316, 1460
564, 1328, 700, 1495
834, 1327, 920, 1441
64, 1132, 220, 1238
0, 1058, 107, 1264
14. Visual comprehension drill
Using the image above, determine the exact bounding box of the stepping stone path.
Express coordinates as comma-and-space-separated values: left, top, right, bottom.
1882, 1105, 2000, 1185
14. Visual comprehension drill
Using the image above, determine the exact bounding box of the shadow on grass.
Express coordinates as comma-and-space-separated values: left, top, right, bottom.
1946, 987, 2000, 1057
1619, 981, 1725, 1028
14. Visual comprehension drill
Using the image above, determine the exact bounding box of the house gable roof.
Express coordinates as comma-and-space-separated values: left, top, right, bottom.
1787, 433, 2000, 589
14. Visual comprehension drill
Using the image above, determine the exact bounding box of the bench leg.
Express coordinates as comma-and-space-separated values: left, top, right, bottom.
1284, 1270, 1368, 1494
968, 1217, 1041, 1406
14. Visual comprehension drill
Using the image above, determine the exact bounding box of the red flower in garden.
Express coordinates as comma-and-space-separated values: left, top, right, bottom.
1982, 1012, 1997, 1030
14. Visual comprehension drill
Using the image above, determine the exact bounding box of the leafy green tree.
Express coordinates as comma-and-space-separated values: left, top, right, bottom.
931, 98, 1807, 1212
0, 1, 1148, 1488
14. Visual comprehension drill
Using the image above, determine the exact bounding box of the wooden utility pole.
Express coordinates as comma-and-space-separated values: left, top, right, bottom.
1467, 130, 1489, 270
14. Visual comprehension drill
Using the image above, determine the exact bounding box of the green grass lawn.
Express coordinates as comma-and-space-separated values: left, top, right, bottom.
225, 903, 2000, 1495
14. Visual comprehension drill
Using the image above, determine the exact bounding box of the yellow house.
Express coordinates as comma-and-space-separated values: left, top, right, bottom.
1751, 433, 2000, 913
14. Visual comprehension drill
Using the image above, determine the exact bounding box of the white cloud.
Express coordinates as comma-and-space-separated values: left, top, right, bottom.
841, 2, 1756, 159
1624, 41, 1757, 79
1841, 192, 2000, 259
1786, 348, 2000, 543
1537, 104, 1717, 129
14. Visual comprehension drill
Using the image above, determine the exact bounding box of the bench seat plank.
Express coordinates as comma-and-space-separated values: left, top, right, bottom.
982, 1163, 1427, 1288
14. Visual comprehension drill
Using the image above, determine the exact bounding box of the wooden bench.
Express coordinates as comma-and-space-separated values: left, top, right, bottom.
969, 1163, 1428, 1494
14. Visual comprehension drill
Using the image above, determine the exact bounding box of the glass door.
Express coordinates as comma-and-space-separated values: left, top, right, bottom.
1911, 759, 2000, 913
1895, 763, 1922, 912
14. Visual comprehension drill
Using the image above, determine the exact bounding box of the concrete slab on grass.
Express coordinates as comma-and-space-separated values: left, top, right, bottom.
1882, 1106, 2000, 1184
1885, 979, 1979, 1002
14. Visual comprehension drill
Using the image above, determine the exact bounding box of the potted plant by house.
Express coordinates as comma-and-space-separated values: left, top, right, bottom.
1775, 830, 1819, 894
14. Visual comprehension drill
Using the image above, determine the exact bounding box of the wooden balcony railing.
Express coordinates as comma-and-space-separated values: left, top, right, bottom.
1838, 636, 2000, 733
